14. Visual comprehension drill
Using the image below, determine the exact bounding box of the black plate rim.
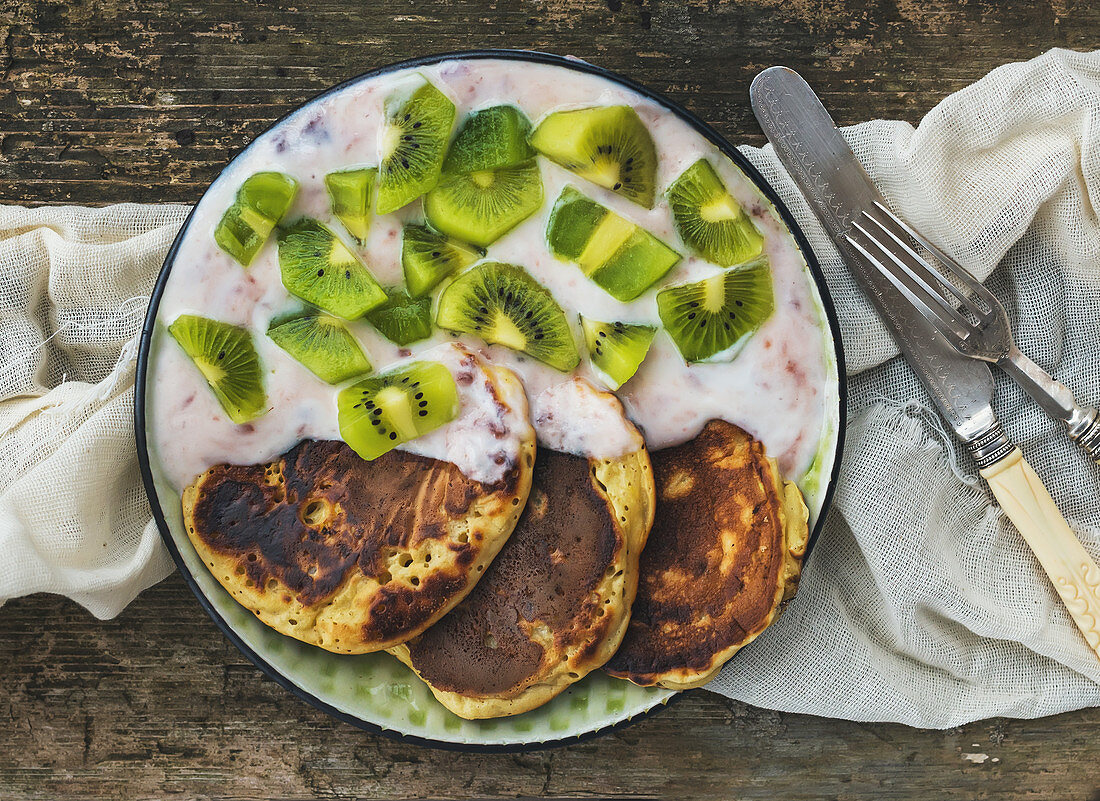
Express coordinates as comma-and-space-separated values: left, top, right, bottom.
133, 47, 847, 754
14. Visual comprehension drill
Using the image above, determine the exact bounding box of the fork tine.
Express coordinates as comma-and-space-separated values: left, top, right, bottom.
858, 210, 978, 316
871, 200, 991, 309
847, 219, 974, 341
844, 233, 971, 345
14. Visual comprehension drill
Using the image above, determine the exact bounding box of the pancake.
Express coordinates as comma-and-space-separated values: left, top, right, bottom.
391, 436, 655, 719
605, 419, 809, 690
181, 361, 535, 654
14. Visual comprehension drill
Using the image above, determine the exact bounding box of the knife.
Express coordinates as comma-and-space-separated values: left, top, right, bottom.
750, 66, 1100, 661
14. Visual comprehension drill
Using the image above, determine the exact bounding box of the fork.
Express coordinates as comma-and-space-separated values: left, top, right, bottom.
844, 200, 1100, 463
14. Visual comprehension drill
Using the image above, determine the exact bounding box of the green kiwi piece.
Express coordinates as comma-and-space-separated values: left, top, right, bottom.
580, 317, 656, 390
168, 314, 266, 423
667, 158, 764, 266
436, 262, 579, 371
337, 360, 460, 461
276, 218, 386, 319
376, 77, 456, 214
546, 186, 680, 302
656, 257, 774, 363
401, 224, 484, 297
443, 105, 535, 174
424, 162, 543, 248
214, 172, 299, 267
365, 286, 432, 346
325, 167, 377, 244
528, 105, 657, 208
267, 309, 372, 384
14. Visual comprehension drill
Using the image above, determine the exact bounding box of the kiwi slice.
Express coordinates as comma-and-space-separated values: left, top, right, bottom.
337, 361, 460, 461
168, 314, 266, 423
325, 167, 377, 244
529, 105, 657, 208
401, 224, 484, 297
365, 286, 432, 346
667, 158, 764, 267
546, 186, 680, 302
376, 77, 456, 215
436, 262, 579, 372
267, 309, 372, 384
276, 218, 386, 319
443, 105, 535, 174
581, 317, 656, 390
214, 172, 299, 267
656, 258, 774, 362
424, 162, 543, 248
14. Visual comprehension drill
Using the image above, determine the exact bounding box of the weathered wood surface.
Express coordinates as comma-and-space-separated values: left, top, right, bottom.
1, 0, 1099, 799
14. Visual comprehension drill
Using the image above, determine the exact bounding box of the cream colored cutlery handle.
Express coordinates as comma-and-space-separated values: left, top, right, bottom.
981, 448, 1100, 660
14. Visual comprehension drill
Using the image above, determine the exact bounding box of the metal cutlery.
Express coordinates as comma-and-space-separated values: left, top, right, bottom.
845, 199, 1100, 462
750, 65, 1100, 660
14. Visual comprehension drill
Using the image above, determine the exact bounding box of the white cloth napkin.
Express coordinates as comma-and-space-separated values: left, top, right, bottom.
1, 47, 1097, 727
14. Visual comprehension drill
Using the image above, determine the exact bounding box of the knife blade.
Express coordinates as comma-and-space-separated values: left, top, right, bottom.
749, 66, 1012, 467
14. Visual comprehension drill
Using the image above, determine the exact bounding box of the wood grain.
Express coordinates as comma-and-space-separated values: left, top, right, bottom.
3, 580, 1100, 801
1, 0, 1099, 798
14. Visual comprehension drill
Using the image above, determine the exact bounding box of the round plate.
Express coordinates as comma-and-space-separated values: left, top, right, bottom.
134, 49, 847, 751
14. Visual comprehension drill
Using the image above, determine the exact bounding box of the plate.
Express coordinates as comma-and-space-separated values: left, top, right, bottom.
135, 49, 846, 751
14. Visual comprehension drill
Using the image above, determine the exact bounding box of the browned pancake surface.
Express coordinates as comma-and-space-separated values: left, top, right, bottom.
187, 438, 525, 648
606, 419, 804, 686
404, 449, 621, 698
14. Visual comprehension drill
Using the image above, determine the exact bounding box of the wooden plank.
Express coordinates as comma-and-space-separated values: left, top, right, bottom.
1, 0, 1099, 797
2, 580, 1100, 800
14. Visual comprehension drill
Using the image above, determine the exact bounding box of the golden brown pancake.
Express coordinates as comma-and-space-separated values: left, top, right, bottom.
390, 444, 655, 719
182, 363, 535, 654
605, 419, 809, 690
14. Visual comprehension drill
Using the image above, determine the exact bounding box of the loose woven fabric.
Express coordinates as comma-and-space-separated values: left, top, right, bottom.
1, 48, 1098, 726
0, 205, 188, 618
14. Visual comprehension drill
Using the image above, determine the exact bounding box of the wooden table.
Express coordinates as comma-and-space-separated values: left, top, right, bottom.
2, 1, 1098, 798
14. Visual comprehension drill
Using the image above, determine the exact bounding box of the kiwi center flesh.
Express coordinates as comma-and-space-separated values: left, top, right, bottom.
577, 213, 635, 275
700, 195, 742, 223
470, 170, 496, 189
379, 124, 404, 162
194, 356, 228, 386
488, 313, 527, 351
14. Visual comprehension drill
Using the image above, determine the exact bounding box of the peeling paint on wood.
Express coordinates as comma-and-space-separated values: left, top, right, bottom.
1, 0, 1099, 798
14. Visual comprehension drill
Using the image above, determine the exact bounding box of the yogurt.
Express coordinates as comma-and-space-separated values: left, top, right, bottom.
150, 57, 836, 510
531, 378, 644, 459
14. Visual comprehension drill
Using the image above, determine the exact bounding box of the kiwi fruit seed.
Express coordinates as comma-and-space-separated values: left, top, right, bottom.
276, 218, 386, 319
267, 308, 372, 384
656, 257, 774, 362
436, 261, 579, 372
376, 77, 456, 215
214, 172, 299, 267
365, 286, 433, 346
424, 162, 543, 248
337, 360, 460, 461
580, 317, 656, 391
401, 224, 484, 297
529, 105, 657, 208
325, 167, 377, 244
443, 105, 535, 174
667, 158, 764, 267
546, 186, 680, 302
168, 314, 267, 423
